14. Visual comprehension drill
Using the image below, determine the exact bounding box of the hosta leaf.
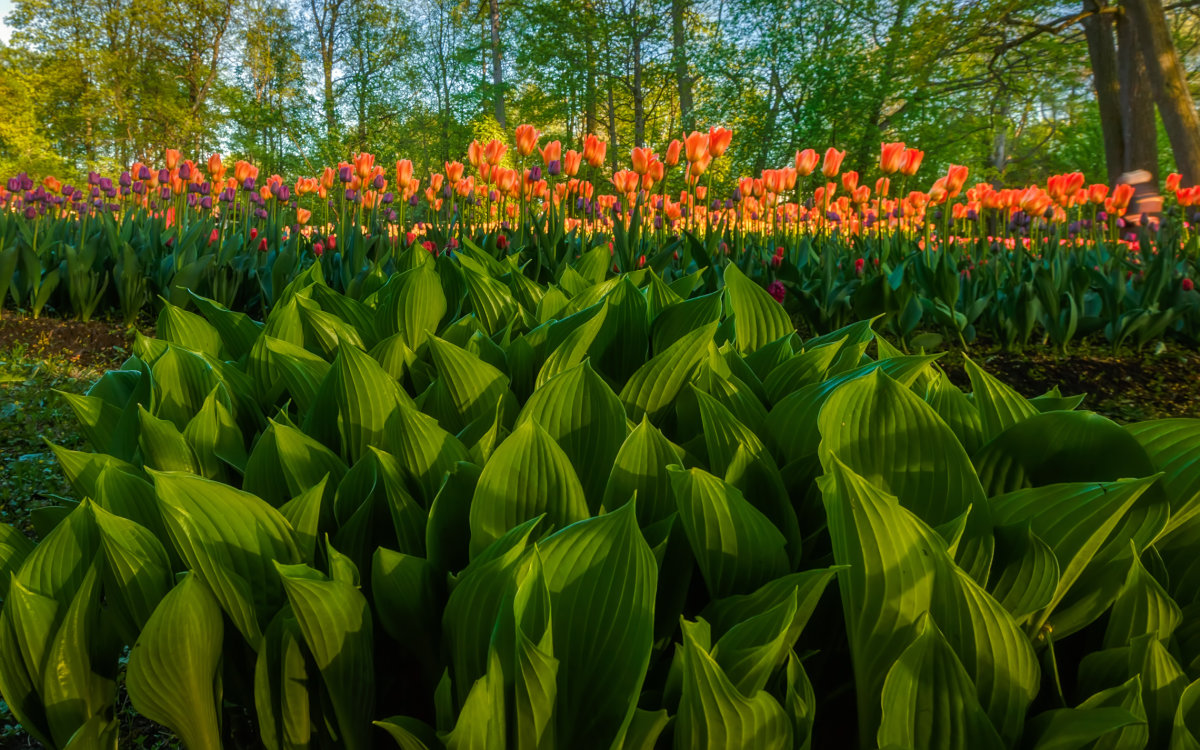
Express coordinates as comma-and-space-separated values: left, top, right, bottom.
1074, 675, 1149, 750
157, 299, 223, 358
188, 291, 264, 360
669, 467, 789, 598
962, 356, 1038, 444
375, 716, 444, 750
1125, 419, 1200, 541
384, 401, 473, 507
989, 477, 1159, 638
1172, 678, 1200, 750
427, 336, 517, 434
56, 391, 123, 455
651, 289, 723, 354
16, 499, 100, 608
817, 369, 992, 580
877, 614, 1005, 750
761, 340, 842, 405
468, 421, 588, 557
261, 335, 331, 412
723, 261, 792, 353
305, 342, 413, 462
372, 549, 442, 675
1132, 633, 1188, 746
127, 573, 223, 750
537, 301, 612, 389
537, 502, 656, 748
675, 621, 792, 750
1105, 548, 1182, 648
710, 592, 801, 696
43, 565, 113, 749
986, 523, 1060, 621
151, 470, 301, 645
138, 404, 200, 473
603, 416, 684, 526
443, 648, 507, 750
273, 419, 349, 501
701, 567, 840, 643
184, 385, 247, 478
0, 524, 34, 600
462, 264, 520, 335
1022, 706, 1143, 750
620, 321, 718, 424
276, 562, 376, 750
255, 607, 313, 750
381, 263, 447, 351
517, 361, 628, 512
426, 462, 482, 573
92, 503, 172, 644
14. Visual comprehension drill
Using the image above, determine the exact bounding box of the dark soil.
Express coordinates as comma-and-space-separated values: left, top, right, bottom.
0, 314, 136, 372
938, 345, 1200, 423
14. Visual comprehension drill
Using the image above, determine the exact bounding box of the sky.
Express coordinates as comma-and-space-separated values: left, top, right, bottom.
0, 0, 10, 43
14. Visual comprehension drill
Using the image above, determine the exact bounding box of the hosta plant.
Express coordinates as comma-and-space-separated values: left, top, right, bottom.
1, 245, 1199, 749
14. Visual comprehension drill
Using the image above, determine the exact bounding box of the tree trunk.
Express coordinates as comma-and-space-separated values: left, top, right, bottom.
1124, 0, 1200, 183
1117, 7, 1158, 178
489, 0, 505, 128
633, 31, 645, 147
1081, 0, 1125, 183
671, 0, 693, 133
585, 39, 597, 136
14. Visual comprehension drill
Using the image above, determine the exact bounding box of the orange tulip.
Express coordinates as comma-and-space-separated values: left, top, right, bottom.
611, 169, 639, 194
945, 165, 969, 196
684, 131, 710, 163
821, 148, 845, 178
690, 153, 713, 177
445, 161, 465, 183
900, 148, 924, 177
353, 153, 375, 181
1111, 182, 1135, 212
1087, 183, 1109, 205
649, 159, 665, 183
207, 154, 225, 182
395, 159, 414, 190
467, 140, 485, 168
563, 150, 583, 177
539, 140, 561, 168
707, 126, 733, 158
876, 177, 890, 197
484, 139, 508, 166
794, 149, 819, 177
631, 146, 654, 175
430, 173, 445, 192
929, 177, 949, 205
879, 142, 905, 174
297, 208, 312, 225
665, 139, 682, 167
515, 124, 540, 157
842, 170, 859, 193
1167, 173, 1182, 193
164, 148, 181, 170
583, 135, 607, 168
42, 176, 62, 193
853, 185, 871, 204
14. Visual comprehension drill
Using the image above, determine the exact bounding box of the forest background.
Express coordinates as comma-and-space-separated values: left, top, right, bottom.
1, 0, 1198, 192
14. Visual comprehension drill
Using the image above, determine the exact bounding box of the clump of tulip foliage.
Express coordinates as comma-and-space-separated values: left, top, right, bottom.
1, 126, 1199, 353
2, 232, 1200, 748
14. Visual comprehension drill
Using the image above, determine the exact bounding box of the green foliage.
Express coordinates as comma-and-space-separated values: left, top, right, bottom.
3, 249, 1200, 748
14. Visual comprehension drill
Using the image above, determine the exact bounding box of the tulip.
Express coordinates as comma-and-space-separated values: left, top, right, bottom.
42, 176, 62, 193
164, 148, 181, 170
945, 165, 969, 196
842, 170, 859, 193
794, 149, 820, 176
467, 140, 485, 167
539, 140, 561, 168
484, 139, 508, 166
258, 237, 268, 252
297, 208, 312, 225
445, 161, 465, 183
875, 177, 890, 197
563, 150, 583, 177
1111, 183, 1135, 212
900, 148, 924, 176
821, 148, 846, 178
207, 154, 225, 181
583, 135, 607, 168
208, 228, 219, 245
707, 127, 733, 158
666, 139, 682, 167
515, 124, 540, 157
1167, 173, 1182, 193
631, 147, 654, 175
684, 131, 710, 163
353, 153, 375, 181
880, 142, 906, 174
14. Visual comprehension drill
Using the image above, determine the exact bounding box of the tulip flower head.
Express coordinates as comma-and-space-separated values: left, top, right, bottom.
794, 149, 819, 177
821, 148, 846, 178
900, 149, 924, 177
707, 127, 733, 158
684, 131, 710, 163
666, 140, 682, 167
515, 124, 540, 158
880, 142, 905, 175
583, 135, 607, 168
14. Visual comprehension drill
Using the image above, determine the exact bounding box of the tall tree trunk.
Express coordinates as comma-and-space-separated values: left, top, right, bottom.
854, 0, 912, 172
671, 0, 693, 133
607, 68, 618, 169
1117, 7, 1158, 178
633, 32, 645, 147
489, 0, 505, 127
585, 38, 597, 136
1125, 0, 1200, 183
1081, 0, 1125, 182
991, 94, 1010, 177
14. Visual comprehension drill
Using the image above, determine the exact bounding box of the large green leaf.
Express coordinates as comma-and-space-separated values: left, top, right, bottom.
276, 562, 376, 750
723, 262, 793, 353
127, 573, 223, 750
